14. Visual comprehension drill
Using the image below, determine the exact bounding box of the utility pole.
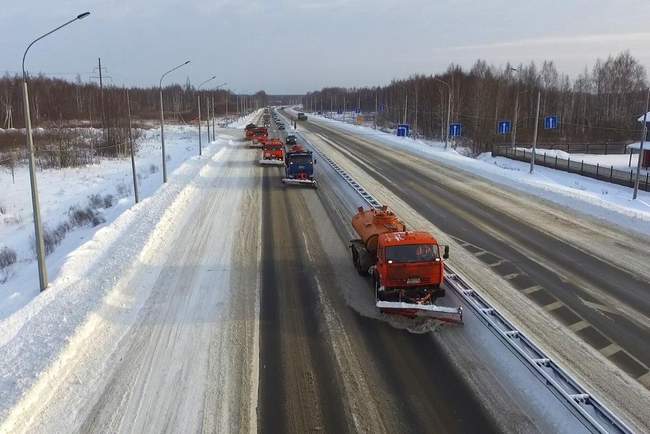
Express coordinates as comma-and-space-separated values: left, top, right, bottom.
212, 95, 216, 140
414, 86, 418, 139
530, 89, 541, 174
374, 91, 378, 129
126, 89, 139, 203
97, 57, 110, 151
512, 91, 520, 148
403, 92, 408, 125
633, 88, 650, 199
206, 96, 211, 143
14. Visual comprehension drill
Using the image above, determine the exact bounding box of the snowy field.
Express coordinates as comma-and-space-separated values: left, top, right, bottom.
0, 112, 259, 320
299, 110, 650, 236
0, 111, 262, 429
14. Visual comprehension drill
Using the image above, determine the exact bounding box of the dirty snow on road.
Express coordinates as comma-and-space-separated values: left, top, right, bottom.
0, 129, 261, 433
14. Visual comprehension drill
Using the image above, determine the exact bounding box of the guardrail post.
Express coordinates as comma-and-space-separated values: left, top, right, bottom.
543, 152, 546, 164
610, 166, 613, 182
646, 172, 649, 191
567, 157, 571, 173
596, 163, 599, 179
555, 155, 558, 168
630, 169, 633, 185
605, 142, 608, 155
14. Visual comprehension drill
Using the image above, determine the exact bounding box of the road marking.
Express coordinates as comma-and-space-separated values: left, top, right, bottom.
489, 260, 505, 267
522, 285, 543, 294
543, 301, 564, 312
638, 371, 650, 388
600, 343, 622, 357
502, 273, 520, 280
578, 297, 619, 317
568, 320, 590, 332
474, 251, 488, 257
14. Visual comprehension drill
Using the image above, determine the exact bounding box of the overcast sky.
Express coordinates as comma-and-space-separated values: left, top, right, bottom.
2, 0, 650, 94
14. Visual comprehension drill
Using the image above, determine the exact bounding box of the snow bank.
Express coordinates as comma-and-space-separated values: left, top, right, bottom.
0, 125, 202, 319
0, 133, 233, 424
228, 109, 263, 129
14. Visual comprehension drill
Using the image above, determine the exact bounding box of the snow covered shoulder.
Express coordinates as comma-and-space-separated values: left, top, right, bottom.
0, 127, 261, 433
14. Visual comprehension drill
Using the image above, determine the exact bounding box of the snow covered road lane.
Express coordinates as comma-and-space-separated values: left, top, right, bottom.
1, 136, 262, 434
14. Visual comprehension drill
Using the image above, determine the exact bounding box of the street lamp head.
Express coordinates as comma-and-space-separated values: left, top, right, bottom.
77, 12, 91, 20
184, 60, 191, 65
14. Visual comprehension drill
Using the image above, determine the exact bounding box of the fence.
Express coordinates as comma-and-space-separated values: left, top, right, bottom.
494, 142, 630, 155
493, 146, 650, 192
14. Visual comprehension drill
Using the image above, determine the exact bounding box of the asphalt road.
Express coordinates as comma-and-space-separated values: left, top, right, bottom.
298, 117, 650, 390
256, 117, 508, 433
255, 115, 585, 433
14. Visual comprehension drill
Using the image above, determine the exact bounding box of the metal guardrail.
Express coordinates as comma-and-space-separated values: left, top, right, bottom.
296, 120, 634, 434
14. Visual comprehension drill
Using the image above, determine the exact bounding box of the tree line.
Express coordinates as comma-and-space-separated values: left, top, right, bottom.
1, 74, 268, 159
302, 51, 648, 154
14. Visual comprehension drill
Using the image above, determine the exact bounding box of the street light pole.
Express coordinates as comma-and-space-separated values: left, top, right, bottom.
530, 89, 541, 174
126, 88, 139, 204
22, 11, 91, 292
159, 60, 190, 182
633, 88, 650, 200
432, 77, 452, 149
197, 76, 216, 156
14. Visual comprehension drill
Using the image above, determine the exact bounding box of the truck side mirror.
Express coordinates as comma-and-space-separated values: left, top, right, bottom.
443, 245, 449, 259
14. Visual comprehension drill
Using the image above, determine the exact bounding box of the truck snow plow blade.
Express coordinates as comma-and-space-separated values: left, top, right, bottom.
376, 301, 463, 324
259, 159, 284, 166
281, 178, 318, 187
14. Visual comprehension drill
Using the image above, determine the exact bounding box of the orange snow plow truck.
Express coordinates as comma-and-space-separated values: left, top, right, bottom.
350, 206, 462, 323
259, 138, 285, 165
248, 127, 268, 148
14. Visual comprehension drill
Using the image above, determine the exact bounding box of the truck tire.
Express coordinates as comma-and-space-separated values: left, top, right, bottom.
350, 245, 365, 276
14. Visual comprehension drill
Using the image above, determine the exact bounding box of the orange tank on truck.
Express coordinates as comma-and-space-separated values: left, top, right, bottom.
350, 206, 461, 323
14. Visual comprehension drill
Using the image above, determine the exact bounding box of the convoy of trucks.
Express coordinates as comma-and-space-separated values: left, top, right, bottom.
244, 108, 459, 322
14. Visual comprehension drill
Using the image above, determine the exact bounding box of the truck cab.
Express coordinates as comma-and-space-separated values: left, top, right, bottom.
374, 231, 448, 300
282, 145, 317, 187
297, 112, 308, 121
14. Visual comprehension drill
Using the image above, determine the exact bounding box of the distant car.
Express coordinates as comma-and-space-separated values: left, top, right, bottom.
278, 125, 286, 130
297, 112, 308, 121
285, 134, 297, 145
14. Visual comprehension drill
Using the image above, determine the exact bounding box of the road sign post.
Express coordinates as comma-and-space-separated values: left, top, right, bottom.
449, 123, 462, 138
497, 120, 512, 135
544, 115, 559, 130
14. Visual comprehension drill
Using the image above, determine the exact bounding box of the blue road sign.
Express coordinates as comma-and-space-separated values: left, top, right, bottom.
449, 123, 463, 137
497, 120, 512, 135
379, 104, 386, 112
397, 123, 410, 137
544, 115, 559, 129
356, 107, 361, 114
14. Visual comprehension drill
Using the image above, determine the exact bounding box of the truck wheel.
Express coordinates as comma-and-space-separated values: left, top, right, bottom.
351, 246, 364, 275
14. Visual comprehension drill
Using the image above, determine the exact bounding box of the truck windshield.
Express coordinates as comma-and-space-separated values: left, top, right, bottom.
288, 156, 312, 165
385, 244, 438, 263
